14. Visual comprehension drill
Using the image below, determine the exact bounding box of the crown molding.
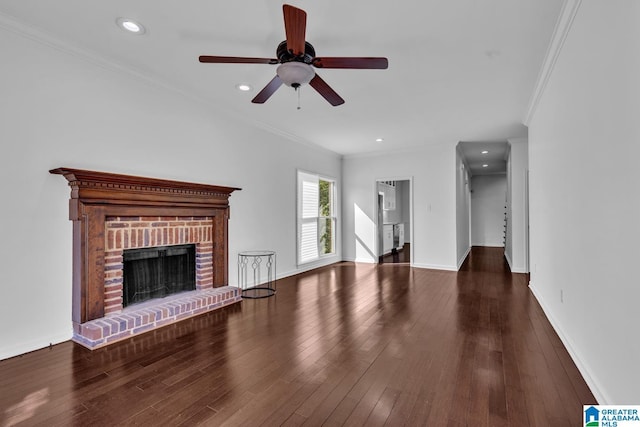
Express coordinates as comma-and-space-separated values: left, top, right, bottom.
523, 0, 582, 126
248, 118, 344, 158
342, 139, 455, 160
0, 11, 171, 96
0, 11, 340, 158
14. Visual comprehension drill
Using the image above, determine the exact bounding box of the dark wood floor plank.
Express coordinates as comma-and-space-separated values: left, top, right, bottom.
500, 325, 531, 426
0, 247, 596, 426
198, 389, 257, 425
302, 360, 371, 425
280, 412, 307, 426
259, 373, 328, 426
364, 386, 401, 426
383, 350, 433, 425
216, 379, 304, 427
292, 364, 353, 419
337, 353, 404, 425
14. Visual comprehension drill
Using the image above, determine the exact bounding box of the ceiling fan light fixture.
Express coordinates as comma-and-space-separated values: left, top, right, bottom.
116, 17, 146, 35
276, 62, 315, 88
236, 83, 252, 92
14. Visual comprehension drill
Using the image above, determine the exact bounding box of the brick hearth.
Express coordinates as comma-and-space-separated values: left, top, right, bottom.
73, 286, 241, 349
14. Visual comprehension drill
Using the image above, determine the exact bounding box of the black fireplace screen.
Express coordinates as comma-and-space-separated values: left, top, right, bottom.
122, 244, 196, 307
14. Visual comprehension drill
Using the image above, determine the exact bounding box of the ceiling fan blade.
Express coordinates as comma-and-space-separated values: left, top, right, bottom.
309, 74, 345, 106
251, 75, 283, 104
313, 57, 389, 69
199, 56, 278, 64
283, 4, 306, 56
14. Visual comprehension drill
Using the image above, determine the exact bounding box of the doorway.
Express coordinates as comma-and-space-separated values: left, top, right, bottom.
375, 178, 412, 265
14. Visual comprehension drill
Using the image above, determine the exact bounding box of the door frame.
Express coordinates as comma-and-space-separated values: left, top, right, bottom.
374, 176, 414, 265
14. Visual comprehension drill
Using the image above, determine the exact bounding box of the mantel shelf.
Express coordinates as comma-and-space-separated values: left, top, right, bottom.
50, 168, 241, 207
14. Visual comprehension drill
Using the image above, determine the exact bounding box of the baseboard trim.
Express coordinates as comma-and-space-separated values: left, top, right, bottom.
472, 243, 504, 248
528, 282, 607, 404
1, 331, 72, 361
411, 262, 458, 272
457, 246, 471, 270
505, 251, 513, 271
504, 251, 529, 273
284, 257, 343, 279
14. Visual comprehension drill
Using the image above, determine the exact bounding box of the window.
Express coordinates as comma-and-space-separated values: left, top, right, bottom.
297, 170, 336, 264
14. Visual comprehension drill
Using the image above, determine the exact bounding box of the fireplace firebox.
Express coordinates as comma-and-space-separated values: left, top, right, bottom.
123, 244, 196, 307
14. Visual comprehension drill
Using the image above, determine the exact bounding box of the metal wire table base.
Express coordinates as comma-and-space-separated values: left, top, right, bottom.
237, 250, 276, 299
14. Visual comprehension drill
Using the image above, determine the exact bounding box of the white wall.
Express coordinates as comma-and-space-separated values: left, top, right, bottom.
505, 137, 529, 273
343, 144, 457, 270
456, 148, 471, 266
528, 1, 640, 403
470, 175, 506, 247
0, 22, 341, 360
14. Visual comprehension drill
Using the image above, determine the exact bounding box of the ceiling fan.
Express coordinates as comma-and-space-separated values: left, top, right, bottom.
199, 4, 388, 106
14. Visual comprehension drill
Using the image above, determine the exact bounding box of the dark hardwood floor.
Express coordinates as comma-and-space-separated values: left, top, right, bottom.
0, 247, 595, 426
379, 243, 410, 264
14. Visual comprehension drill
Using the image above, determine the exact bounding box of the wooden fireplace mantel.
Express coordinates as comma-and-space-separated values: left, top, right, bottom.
50, 167, 241, 324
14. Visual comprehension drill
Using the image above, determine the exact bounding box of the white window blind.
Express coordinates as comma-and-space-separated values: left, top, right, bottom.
298, 171, 319, 264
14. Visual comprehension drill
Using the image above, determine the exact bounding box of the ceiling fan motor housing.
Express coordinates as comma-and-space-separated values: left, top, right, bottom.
277, 40, 316, 64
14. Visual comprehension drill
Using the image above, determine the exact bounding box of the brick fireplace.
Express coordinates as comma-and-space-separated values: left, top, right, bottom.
51, 168, 241, 349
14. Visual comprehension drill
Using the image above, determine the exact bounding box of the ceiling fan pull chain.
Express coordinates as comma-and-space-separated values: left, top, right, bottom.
297, 86, 301, 110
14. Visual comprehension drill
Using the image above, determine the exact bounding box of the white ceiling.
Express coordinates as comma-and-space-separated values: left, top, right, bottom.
0, 0, 562, 161
458, 140, 509, 176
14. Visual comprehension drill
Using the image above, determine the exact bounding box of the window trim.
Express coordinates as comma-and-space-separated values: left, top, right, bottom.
297, 169, 337, 266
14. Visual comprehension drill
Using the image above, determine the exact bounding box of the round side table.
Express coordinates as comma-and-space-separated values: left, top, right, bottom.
237, 250, 276, 298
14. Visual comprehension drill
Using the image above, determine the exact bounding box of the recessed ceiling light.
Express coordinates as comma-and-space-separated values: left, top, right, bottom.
375, 138, 384, 143
116, 18, 146, 35
236, 84, 252, 92
481, 150, 489, 154
482, 164, 489, 168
